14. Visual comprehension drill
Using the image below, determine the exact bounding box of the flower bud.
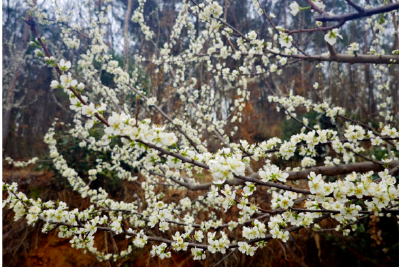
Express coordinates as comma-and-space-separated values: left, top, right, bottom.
77, 83, 85, 90
88, 169, 97, 176
50, 80, 59, 89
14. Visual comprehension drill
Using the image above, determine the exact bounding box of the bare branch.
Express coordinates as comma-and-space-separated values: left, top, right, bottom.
315, 3, 399, 22
285, 21, 346, 35
345, 0, 365, 13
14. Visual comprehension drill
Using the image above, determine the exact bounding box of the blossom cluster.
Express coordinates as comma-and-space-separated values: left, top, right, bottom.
3, 0, 399, 264
5, 156, 39, 167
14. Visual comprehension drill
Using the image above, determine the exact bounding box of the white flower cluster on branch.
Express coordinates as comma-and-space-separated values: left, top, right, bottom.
3, 0, 399, 264
5, 157, 39, 167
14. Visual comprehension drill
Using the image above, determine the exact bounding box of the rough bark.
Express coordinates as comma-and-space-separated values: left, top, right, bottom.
3, 21, 30, 148
286, 160, 399, 180
3, 73, 20, 147
154, 161, 399, 191
123, 0, 133, 70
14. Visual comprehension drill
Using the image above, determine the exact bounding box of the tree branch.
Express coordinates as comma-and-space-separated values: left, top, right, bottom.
194, 50, 398, 64
304, 0, 326, 14
127, 84, 201, 153
23, 17, 110, 127
345, 0, 365, 13
287, 160, 398, 180
315, 3, 399, 22
285, 21, 346, 35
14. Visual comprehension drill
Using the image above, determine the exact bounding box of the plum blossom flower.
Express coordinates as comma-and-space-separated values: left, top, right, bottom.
270, 64, 278, 73
259, 165, 289, 182
147, 97, 157, 106
34, 49, 43, 57
289, 2, 300, 16
59, 59, 71, 72
248, 31, 257, 40
69, 95, 86, 111
60, 72, 78, 88
50, 80, 60, 89
308, 172, 324, 194
160, 133, 177, 146
279, 33, 293, 48
191, 248, 206, 260
324, 29, 343, 45
82, 103, 97, 116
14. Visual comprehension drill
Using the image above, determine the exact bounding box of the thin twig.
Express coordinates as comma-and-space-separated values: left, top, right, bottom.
212, 249, 235, 267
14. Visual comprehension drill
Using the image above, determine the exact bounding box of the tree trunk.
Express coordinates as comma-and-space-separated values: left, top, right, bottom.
123, 0, 133, 70
3, 21, 30, 150
3, 74, 19, 147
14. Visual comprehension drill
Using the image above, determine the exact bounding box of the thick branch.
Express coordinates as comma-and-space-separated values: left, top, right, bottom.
195, 51, 398, 65
315, 3, 399, 22
154, 160, 399, 191
264, 52, 398, 64
287, 160, 398, 180
290, 208, 399, 214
